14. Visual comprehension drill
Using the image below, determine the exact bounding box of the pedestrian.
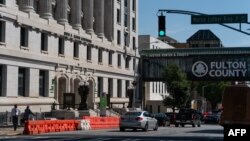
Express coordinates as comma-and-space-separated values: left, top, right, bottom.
23, 105, 35, 122
11, 104, 21, 131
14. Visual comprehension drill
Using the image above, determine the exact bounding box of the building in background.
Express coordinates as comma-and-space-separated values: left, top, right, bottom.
138, 35, 174, 113
0, 0, 138, 113
187, 29, 223, 48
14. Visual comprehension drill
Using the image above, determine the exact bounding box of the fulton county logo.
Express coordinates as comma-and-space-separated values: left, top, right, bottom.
192, 61, 208, 77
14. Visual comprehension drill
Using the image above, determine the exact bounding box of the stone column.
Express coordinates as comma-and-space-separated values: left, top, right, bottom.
39, 0, 52, 19
19, 0, 34, 13
55, 0, 68, 25
28, 68, 39, 97
4, 65, 18, 97
70, 0, 82, 29
82, 0, 94, 34
94, 0, 104, 38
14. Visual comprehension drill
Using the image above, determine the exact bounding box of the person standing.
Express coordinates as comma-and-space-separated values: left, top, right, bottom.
11, 105, 21, 131
23, 105, 35, 122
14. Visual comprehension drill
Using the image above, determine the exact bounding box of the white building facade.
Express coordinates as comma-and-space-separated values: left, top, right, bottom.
0, 0, 138, 113
139, 35, 174, 113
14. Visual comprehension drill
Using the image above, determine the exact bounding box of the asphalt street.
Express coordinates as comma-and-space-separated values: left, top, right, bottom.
0, 124, 223, 141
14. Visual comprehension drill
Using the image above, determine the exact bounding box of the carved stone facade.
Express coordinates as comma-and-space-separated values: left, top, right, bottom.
0, 0, 138, 113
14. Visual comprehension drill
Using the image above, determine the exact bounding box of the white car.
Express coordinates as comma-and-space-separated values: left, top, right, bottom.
119, 111, 158, 131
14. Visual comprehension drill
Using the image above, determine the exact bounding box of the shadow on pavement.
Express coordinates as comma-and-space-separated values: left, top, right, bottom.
187, 129, 223, 134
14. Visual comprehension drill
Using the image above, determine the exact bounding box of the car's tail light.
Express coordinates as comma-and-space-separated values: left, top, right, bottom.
135, 117, 143, 121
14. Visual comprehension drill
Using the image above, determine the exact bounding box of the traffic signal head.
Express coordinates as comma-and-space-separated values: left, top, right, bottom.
158, 16, 166, 37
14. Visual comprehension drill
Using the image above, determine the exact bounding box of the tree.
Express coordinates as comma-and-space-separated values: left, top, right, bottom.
162, 63, 190, 113
196, 81, 229, 110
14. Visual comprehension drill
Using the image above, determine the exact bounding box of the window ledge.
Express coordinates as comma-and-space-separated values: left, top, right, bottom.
0, 4, 6, 8
118, 66, 122, 69
0, 42, 6, 47
20, 46, 29, 51
108, 64, 113, 67
58, 54, 65, 57
73, 57, 79, 60
98, 62, 103, 65
41, 50, 48, 54
87, 60, 92, 63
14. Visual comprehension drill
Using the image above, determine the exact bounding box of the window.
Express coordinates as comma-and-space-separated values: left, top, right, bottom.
18, 68, 26, 96
117, 79, 122, 98
58, 38, 64, 55
132, 37, 136, 50
117, 54, 121, 67
41, 33, 48, 51
205, 44, 210, 47
0, 21, 5, 43
158, 82, 160, 93
117, 30, 121, 45
124, 13, 128, 27
124, 0, 128, 7
0, 65, 2, 96
133, 58, 135, 70
117, 9, 121, 24
0, 0, 5, 5
87, 45, 92, 61
152, 82, 154, 93
20, 27, 28, 47
98, 48, 103, 63
125, 56, 130, 69
124, 33, 129, 46
132, 0, 136, 11
73, 42, 79, 58
39, 70, 46, 97
98, 77, 103, 97
108, 51, 113, 65
125, 80, 129, 97
132, 17, 136, 31
52, 2, 56, 19
33, 0, 39, 14
108, 78, 113, 97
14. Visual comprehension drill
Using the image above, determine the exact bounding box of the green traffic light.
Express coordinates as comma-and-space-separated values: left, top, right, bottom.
159, 30, 165, 36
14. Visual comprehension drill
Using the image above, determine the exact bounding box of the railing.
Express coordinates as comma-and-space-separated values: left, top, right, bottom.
0, 111, 48, 126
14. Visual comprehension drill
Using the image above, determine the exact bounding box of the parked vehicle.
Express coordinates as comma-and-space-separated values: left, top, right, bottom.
204, 111, 221, 124
220, 85, 250, 128
119, 111, 158, 132
154, 113, 170, 127
175, 108, 201, 127
165, 112, 177, 124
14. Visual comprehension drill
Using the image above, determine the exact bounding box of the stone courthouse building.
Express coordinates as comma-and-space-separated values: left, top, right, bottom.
0, 0, 138, 113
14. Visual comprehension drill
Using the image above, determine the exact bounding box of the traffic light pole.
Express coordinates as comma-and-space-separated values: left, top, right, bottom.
158, 9, 250, 36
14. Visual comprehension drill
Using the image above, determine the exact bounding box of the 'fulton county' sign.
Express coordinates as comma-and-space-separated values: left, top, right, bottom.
189, 60, 249, 80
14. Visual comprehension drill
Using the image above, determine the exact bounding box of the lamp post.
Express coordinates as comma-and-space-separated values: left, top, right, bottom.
202, 85, 209, 113
78, 80, 89, 110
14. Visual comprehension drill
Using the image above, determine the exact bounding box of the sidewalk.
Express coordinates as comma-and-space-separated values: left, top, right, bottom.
0, 126, 24, 136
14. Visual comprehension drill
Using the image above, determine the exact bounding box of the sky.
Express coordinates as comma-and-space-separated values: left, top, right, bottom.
139, 0, 250, 47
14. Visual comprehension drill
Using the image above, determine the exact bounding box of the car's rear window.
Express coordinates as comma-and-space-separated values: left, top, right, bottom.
124, 112, 142, 116
155, 113, 165, 117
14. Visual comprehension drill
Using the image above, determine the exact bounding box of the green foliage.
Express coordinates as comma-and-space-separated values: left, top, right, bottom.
197, 81, 230, 109
162, 63, 190, 111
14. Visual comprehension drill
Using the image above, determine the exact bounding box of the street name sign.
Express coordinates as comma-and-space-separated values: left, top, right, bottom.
191, 14, 248, 24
